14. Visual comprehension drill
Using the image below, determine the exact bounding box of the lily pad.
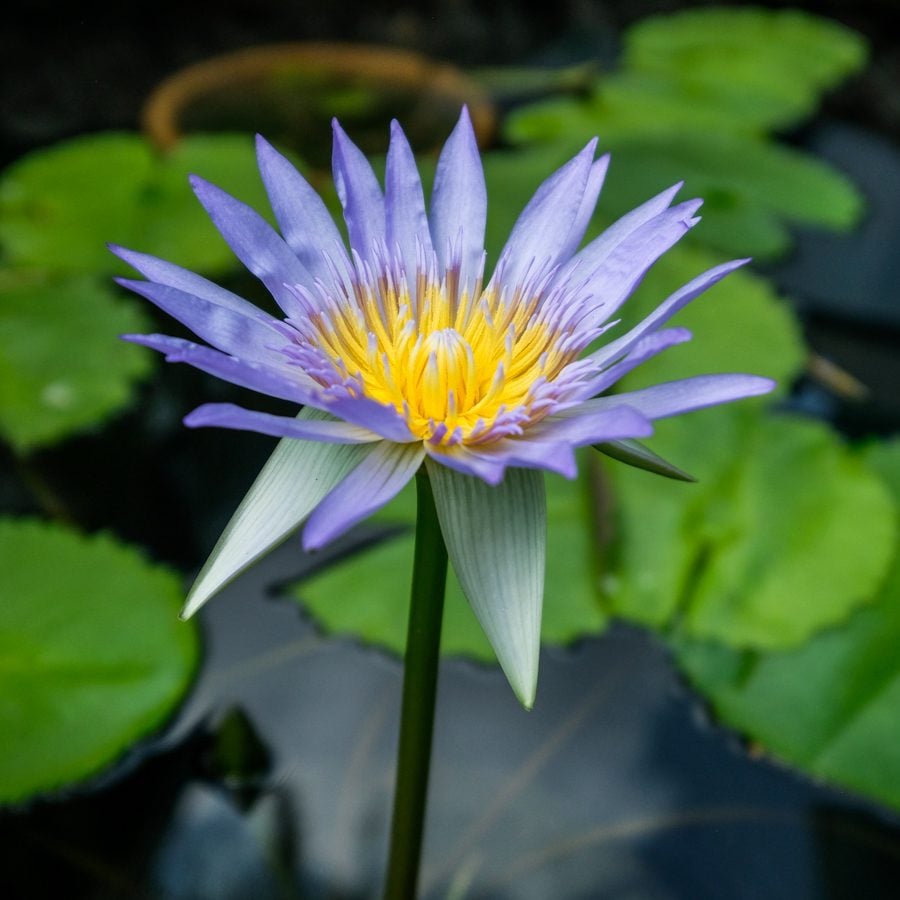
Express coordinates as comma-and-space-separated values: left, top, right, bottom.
605, 410, 896, 650
0, 132, 272, 275
507, 8, 866, 144
675, 440, 900, 810
0, 519, 199, 805
623, 7, 867, 133
292, 466, 606, 661
0, 269, 152, 452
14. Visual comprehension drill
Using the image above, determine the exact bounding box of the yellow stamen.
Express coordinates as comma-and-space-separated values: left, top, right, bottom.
309, 269, 577, 444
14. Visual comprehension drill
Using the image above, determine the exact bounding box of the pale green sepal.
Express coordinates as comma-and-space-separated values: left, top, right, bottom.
427, 461, 546, 708
182, 409, 373, 618
595, 438, 696, 482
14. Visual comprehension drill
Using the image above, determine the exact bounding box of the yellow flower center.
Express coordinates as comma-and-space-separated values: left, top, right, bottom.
305, 267, 576, 445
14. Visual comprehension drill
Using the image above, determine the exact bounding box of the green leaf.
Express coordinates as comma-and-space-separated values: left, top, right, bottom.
0, 132, 273, 276
623, 7, 867, 132
0, 134, 154, 271
507, 10, 867, 143
674, 440, 900, 810
292, 466, 606, 664
606, 410, 896, 650
0, 519, 199, 805
0, 269, 152, 452
595, 439, 695, 482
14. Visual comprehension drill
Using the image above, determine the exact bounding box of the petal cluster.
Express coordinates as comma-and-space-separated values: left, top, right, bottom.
115, 109, 774, 707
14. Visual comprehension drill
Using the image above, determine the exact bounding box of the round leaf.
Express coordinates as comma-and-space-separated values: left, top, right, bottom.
0, 519, 200, 805
675, 439, 900, 811
0, 270, 152, 452
606, 411, 896, 650
0, 132, 275, 276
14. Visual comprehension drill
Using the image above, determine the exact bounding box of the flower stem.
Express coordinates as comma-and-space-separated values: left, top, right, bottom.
384, 470, 448, 900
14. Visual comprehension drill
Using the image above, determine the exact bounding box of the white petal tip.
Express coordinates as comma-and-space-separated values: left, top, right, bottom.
180, 592, 207, 620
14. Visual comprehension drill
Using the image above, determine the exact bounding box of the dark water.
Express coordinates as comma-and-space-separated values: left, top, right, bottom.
5, 543, 900, 898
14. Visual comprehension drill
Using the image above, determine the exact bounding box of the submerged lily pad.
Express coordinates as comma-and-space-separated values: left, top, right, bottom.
0, 519, 199, 805
675, 440, 900, 810
605, 410, 896, 651
292, 466, 606, 661
0, 269, 152, 452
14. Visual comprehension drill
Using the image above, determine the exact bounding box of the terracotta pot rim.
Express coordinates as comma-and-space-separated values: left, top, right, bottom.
141, 41, 495, 152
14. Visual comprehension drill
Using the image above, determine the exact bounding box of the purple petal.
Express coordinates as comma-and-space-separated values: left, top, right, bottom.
319, 394, 416, 443
528, 404, 654, 447
424, 443, 507, 485
571, 374, 776, 421
332, 120, 385, 261
559, 181, 684, 282
430, 107, 487, 286
428, 436, 579, 482
555, 154, 610, 263
190, 176, 312, 317
255, 135, 351, 285
385, 120, 433, 290
116, 279, 289, 362
110, 245, 269, 323
576, 327, 693, 399
492, 139, 598, 290
579, 199, 703, 326
123, 333, 316, 403
586, 259, 750, 370
480, 439, 578, 479
184, 403, 382, 443
302, 441, 424, 549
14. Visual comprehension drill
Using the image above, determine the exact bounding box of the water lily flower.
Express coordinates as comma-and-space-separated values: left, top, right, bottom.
113, 109, 773, 707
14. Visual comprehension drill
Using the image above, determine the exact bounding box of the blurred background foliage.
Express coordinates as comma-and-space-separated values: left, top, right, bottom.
1, 2, 898, 842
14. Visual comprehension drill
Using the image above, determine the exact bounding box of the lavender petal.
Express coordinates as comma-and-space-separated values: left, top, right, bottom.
385, 120, 433, 290
332, 120, 385, 262
302, 441, 424, 549
430, 106, 487, 287
184, 403, 383, 443
123, 333, 317, 403
190, 176, 312, 316
492, 139, 598, 291
255, 135, 351, 285
116, 279, 289, 362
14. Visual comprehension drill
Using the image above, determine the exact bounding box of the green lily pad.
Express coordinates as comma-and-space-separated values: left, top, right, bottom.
0, 132, 273, 275
507, 8, 866, 144
605, 410, 896, 650
0, 519, 199, 805
0, 269, 152, 452
291, 466, 606, 661
674, 439, 900, 810
623, 7, 867, 132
